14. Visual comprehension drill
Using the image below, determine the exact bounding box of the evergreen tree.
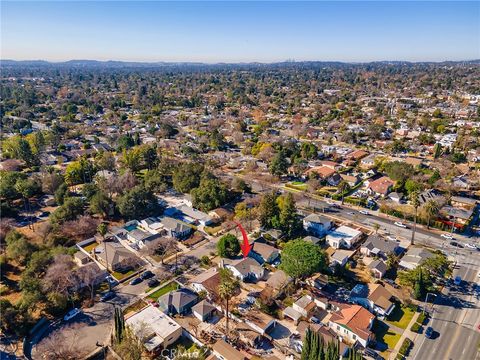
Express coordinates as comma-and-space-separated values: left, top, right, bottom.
309, 331, 319, 360
301, 327, 312, 360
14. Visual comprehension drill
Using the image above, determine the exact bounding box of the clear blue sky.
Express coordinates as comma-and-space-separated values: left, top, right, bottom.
1, 1, 479, 62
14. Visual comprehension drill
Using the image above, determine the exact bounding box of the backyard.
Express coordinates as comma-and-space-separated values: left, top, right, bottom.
386, 304, 416, 330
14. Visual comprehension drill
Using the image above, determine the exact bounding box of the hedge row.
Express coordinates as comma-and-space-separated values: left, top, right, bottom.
399, 338, 413, 357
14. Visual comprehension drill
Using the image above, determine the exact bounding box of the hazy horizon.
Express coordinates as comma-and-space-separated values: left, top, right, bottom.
2, 1, 479, 63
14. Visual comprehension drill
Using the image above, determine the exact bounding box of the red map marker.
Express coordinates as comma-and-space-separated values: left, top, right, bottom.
236, 222, 252, 258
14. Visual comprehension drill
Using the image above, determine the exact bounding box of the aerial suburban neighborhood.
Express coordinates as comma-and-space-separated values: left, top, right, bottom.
1, 2, 480, 360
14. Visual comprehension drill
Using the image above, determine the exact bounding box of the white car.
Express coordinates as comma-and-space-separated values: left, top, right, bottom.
465, 243, 476, 250
359, 210, 369, 215
394, 221, 407, 228
386, 235, 398, 242
440, 233, 454, 240
63, 308, 81, 321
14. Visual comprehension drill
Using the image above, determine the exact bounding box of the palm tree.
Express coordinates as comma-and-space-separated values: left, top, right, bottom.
423, 200, 440, 229
218, 268, 240, 339
97, 223, 109, 285
337, 181, 350, 205
410, 191, 420, 245
373, 223, 380, 235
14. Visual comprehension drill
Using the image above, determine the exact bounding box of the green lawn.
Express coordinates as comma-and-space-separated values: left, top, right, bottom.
82, 242, 98, 253
373, 321, 402, 354
386, 305, 415, 330
111, 269, 136, 281
147, 281, 179, 301
286, 182, 307, 191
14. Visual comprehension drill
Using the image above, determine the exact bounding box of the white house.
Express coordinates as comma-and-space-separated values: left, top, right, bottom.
349, 284, 395, 317
222, 258, 264, 283
326, 226, 363, 249
126, 306, 182, 352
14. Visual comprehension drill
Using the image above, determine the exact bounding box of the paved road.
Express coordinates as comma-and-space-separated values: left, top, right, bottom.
31, 277, 152, 358
410, 254, 480, 360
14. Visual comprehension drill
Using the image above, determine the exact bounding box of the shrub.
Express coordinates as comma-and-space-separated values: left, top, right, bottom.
417, 312, 428, 324
410, 322, 421, 333
399, 338, 413, 356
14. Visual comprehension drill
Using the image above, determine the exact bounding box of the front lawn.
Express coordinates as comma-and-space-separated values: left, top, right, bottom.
111, 269, 136, 281
373, 321, 402, 353
386, 304, 415, 330
147, 281, 179, 301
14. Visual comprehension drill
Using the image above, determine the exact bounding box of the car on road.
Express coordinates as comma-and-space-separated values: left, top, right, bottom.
359, 210, 369, 215
140, 270, 154, 280
129, 277, 143, 285
454, 276, 462, 286
450, 241, 464, 248
147, 278, 159, 287
465, 243, 477, 250
63, 308, 81, 321
394, 221, 407, 228
386, 235, 398, 242
441, 233, 454, 240
347, 211, 355, 215
425, 326, 434, 339
100, 291, 116, 302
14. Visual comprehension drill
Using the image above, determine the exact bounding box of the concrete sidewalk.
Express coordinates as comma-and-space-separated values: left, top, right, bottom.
389, 311, 420, 359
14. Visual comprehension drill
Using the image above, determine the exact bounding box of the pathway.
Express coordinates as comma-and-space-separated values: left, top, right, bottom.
389, 311, 420, 359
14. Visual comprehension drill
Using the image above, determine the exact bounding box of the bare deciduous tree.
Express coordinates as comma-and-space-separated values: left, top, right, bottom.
36, 323, 86, 360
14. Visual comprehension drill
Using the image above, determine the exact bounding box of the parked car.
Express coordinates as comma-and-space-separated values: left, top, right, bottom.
141, 270, 154, 280
425, 326, 434, 339
465, 243, 476, 250
100, 291, 116, 302
394, 221, 407, 228
64, 308, 81, 321
106, 276, 118, 286
129, 277, 143, 285
450, 241, 464, 248
441, 233, 454, 240
359, 210, 369, 215
147, 278, 159, 287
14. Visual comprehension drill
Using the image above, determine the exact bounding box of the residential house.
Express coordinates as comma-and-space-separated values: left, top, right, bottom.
95, 241, 140, 272
126, 227, 162, 248
234, 322, 264, 349
349, 284, 395, 317
160, 217, 192, 239
417, 189, 445, 206
347, 150, 369, 161
244, 309, 276, 335
360, 235, 400, 259
451, 196, 478, 209
326, 226, 363, 249
340, 174, 361, 187
399, 247, 434, 270
189, 268, 221, 299
303, 214, 333, 237
262, 270, 291, 299
283, 295, 316, 324
305, 166, 337, 182
306, 273, 329, 290
192, 300, 216, 322
303, 235, 322, 246
126, 306, 182, 353
249, 241, 280, 264
441, 205, 474, 226
320, 160, 342, 171
368, 259, 388, 279
329, 304, 375, 347
158, 288, 198, 315
177, 204, 214, 226
222, 258, 265, 282
294, 322, 348, 356
212, 340, 246, 360
388, 192, 404, 204
360, 154, 377, 169
366, 176, 395, 197
330, 249, 354, 267
139, 217, 165, 234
